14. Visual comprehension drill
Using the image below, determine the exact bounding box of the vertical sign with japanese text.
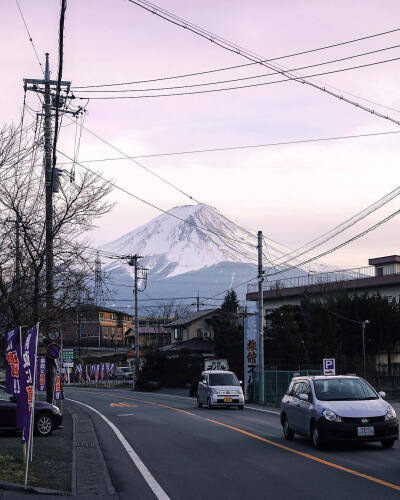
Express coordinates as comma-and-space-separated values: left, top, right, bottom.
244, 314, 259, 401
36, 356, 46, 392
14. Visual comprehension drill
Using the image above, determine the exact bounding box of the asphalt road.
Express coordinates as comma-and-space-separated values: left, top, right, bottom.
65, 388, 400, 500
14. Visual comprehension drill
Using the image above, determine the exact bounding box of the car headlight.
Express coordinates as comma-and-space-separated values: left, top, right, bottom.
323, 408, 342, 422
385, 406, 397, 421
211, 388, 218, 394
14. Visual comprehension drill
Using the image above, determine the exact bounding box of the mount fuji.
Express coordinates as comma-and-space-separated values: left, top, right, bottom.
99, 204, 309, 311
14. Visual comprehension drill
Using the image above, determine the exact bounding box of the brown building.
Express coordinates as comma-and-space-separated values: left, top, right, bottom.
61, 304, 133, 348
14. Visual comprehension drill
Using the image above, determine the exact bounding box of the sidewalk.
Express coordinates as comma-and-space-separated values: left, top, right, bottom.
0, 402, 117, 498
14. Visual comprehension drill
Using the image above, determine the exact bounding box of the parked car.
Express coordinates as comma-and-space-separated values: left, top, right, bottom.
197, 370, 244, 409
0, 385, 63, 436
280, 375, 398, 449
114, 366, 133, 380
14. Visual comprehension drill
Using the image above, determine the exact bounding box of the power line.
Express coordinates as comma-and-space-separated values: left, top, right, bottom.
74, 44, 400, 93
15, 0, 43, 73
273, 182, 400, 269
54, 129, 400, 166
122, 0, 400, 127
72, 27, 400, 88
264, 206, 400, 281
75, 56, 400, 124
56, 149, 257, 249
72, 121, 203, 205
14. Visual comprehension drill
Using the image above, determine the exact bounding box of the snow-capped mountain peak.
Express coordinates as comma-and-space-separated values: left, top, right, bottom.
101, 204, 261, 277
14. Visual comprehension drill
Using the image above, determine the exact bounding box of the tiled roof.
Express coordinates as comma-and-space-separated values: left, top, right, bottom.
166, 309, 219, 327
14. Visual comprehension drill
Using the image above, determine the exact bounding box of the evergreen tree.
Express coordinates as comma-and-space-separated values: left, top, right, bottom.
221, 289, 239, 313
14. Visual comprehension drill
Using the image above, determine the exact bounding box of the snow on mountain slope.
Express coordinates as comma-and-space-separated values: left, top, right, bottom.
101, 204, 265, 278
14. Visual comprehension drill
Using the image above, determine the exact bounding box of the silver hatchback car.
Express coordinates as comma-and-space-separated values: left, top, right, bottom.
197, 370, 245, 409
280, 375, 398, 449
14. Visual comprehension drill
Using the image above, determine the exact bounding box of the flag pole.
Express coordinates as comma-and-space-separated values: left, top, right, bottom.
29, 323, 39, 461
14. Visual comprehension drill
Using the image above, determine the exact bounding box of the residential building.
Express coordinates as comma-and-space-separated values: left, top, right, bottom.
61, 304, 133, 348
167, 309, 220, 343
246, 255, 400, 320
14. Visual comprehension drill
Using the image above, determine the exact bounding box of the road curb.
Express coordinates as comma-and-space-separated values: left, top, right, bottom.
71, 407, 116, 496
0, 479, 70, 496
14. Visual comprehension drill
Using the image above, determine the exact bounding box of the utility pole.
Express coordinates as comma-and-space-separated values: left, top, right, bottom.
24, 54, 73, 402
196, 291, 200, 312
125, 255, 148, 389
257, 231, 264, 404
76, 303, 81, 360
361, 320, 370, 378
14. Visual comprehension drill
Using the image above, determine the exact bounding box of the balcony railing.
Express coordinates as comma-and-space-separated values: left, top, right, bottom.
247, 264, 400, 294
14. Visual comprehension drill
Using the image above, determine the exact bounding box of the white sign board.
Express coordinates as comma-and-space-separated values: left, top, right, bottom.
244, 314, 259, 401
204, 359, 229, 371
323, 358, 336, 376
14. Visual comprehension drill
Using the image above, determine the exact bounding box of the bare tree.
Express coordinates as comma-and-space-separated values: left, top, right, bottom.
0, 123, 114, 334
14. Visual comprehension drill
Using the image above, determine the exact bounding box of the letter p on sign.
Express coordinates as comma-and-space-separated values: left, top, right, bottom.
323, 358, 335, 376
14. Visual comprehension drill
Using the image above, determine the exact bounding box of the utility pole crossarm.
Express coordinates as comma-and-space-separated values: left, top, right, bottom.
23, 78, 71, 86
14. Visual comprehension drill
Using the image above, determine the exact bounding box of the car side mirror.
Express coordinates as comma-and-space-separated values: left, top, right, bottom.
378, 391, 386, 399
299, 393, 309, 402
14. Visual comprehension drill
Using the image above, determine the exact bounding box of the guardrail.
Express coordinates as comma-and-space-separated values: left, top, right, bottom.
247, 264, 400, 294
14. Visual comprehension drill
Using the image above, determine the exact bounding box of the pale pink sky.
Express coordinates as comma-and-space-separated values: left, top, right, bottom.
2, 0, 400, 268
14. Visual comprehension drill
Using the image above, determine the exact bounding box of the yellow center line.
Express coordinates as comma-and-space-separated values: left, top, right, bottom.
73, 390, 400, 492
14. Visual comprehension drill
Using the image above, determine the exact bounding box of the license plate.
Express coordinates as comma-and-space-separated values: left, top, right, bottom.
357, 426, 374, 436
224, 398, 233, 403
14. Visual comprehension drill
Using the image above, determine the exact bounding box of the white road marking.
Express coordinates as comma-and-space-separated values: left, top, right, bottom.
117, 413, 136, 417
67, 398, 170, 500
245, 406, 280, 415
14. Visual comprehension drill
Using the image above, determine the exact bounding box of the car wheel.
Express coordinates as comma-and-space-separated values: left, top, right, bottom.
282, 416, 295, 440
381, 439, 395, 449
207, 397, 213, 409
197, 396, 202, 408
238, 405, 244, 410
311, 423, 324, 450
35, 413, 54, 437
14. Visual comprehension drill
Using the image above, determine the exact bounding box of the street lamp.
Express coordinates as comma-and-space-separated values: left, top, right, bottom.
361, 320, 370, 378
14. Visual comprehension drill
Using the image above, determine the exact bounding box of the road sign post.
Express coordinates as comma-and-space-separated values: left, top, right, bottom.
323, 358, 336, 376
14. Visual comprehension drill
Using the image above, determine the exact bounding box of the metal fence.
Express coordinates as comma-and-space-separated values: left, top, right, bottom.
247, 264, 400, 294
252, 369, 322, 406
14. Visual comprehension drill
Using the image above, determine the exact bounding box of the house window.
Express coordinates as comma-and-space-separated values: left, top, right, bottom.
197, 328, 203, 338
99, 312, 104, 321
174, 328, 183, 340
111, 314, 117, 320
376, 266, 384, 277
203, 331, 209, 338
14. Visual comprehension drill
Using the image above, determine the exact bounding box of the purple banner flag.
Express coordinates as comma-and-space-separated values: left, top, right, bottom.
17, 325, 38, 443
5, 328, 21, 396
36, 356, 46, 392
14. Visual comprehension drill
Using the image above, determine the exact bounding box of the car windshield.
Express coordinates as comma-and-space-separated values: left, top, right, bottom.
208, 373, 239, 386
313, 378, 378, 401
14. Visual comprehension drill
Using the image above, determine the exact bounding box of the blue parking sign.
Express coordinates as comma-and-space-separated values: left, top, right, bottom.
323, 358, 335, 375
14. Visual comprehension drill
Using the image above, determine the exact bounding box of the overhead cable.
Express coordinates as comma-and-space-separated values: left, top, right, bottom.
54, 129, 400, 165
15, 0, 44, 74
122, 0, 400, 126
72, 27, 400, 88
56, 149, 257, 249
75, 44, 400, 93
